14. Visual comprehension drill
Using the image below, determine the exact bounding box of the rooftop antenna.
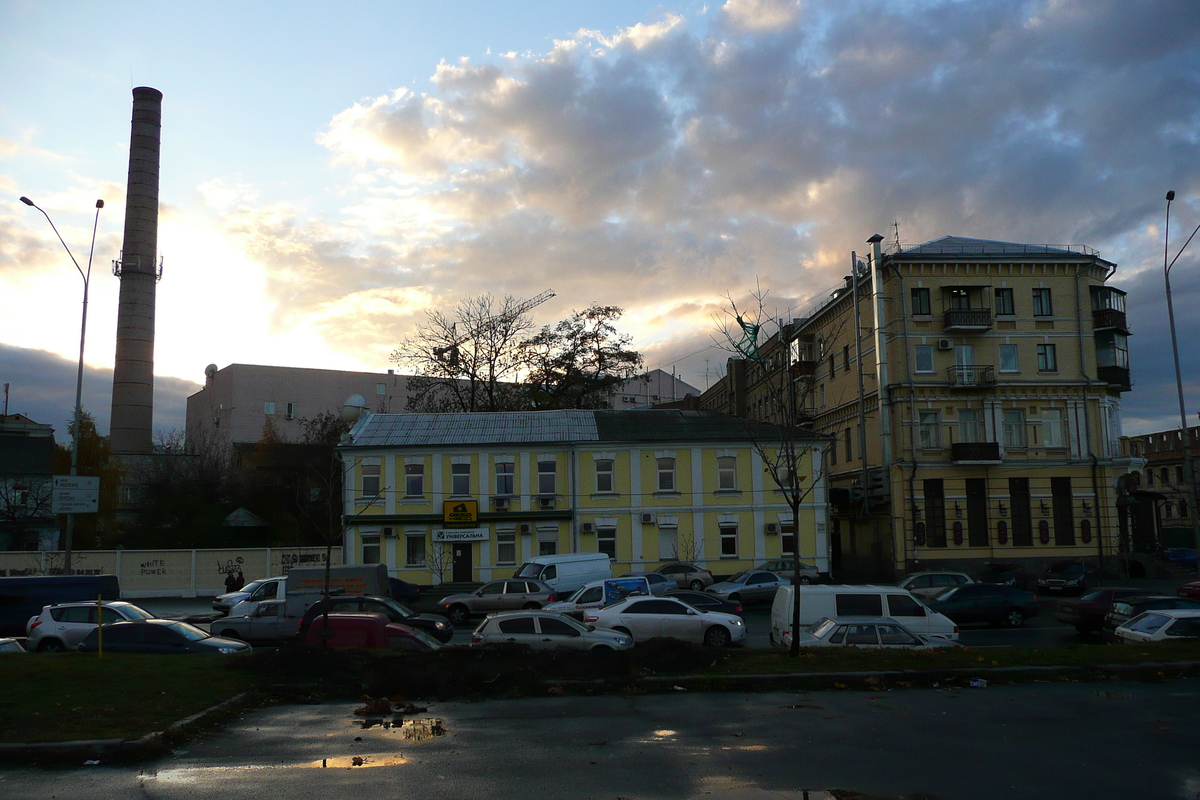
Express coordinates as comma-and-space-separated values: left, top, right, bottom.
892, 221, 903, 253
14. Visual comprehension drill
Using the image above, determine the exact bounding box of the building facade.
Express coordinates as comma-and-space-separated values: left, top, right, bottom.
337, 409, 829, 584
1127, 425, 1200, 554
0, 414, 58, 551
703, 235, 1145, 580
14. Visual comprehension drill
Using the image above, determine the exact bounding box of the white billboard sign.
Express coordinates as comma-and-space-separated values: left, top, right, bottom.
432, 528, 488, 542
52, 476, 100, 514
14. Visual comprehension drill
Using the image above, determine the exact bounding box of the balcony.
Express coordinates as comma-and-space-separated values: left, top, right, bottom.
789, 359, 818, 377
946, 364, 995, 388
943, 308, 993, 331
1092, 307, 1128, 333
951, 442, 1002, 463
1098, 365, 1132, 391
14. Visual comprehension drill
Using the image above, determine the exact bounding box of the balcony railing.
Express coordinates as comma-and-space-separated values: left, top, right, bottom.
1092, 307, 1128, 332
1098, 365, 1132, 391
951, 442, 1002, 463
947, 364, 995, 388
789, 359, 818, 376
943, 308, 993, 331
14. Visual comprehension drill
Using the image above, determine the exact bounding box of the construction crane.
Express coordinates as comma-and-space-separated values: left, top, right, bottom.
433, 289, 555, 363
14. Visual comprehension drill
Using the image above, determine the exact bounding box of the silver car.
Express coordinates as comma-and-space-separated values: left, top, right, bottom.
26, 601, 156, 652
757, 559, 821, 584
471, 611, 633, 651
584, 596, 746, 647
655, 563, 714, 590
897, 571, 975, 598
707, 570, 790, 603
438, 579, 556, 625
792, 616, 959, 650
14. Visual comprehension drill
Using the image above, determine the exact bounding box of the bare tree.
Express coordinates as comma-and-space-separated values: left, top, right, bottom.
425, 541, 451, 585
0, 476, 54, 550
672, 528, 704, 563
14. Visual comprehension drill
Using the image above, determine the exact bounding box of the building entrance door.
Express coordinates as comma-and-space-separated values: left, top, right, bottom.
452, 543, 473, 582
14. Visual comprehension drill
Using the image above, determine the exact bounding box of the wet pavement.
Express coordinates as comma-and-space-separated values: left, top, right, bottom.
1, 681, 1198, 799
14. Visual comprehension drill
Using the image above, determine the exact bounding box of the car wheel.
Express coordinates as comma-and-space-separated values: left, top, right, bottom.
704, 626, 731, 648
1005, 608, 1026, 628
522, 602, 541, 610
37, 638, 66, 653
689, 579, 705, 591
613, 626, 632, 639
448, 605, 470, 625
798, 576, 813, 585
729, 593, 741, 602
590, 644, 613, 652
219, 629, 243, 640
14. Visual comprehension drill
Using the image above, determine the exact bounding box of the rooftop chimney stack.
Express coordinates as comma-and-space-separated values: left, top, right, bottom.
109, 87, 163, 455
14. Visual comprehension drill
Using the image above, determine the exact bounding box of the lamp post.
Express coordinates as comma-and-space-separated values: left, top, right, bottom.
1163, 190, 1200, 579
20, 196, 104, 572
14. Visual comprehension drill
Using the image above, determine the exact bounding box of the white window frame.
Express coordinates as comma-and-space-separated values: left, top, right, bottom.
361, 533, 381, 564
918, 410, 939, 449
495, 527, 516, 566
958, 409, 982, 444
405, 535, 426, 567
537, 460, 556, 495
914, 345, 934, 373
361, 463, 381, 497
263, 401, 276, 415
1037, 343, 1057, 372
597, 526, 616, 559
495, 460, 515, 496
657, 457, 676, 492
1043, 408, 1067, 448
719, 524, 738, 558
717, 456, 737, 491
1002, 409, 1026, 448
999, 344, 1019, 373
595, 459, 614, 493
451, 462, 471, 496
404, 463, 424, 497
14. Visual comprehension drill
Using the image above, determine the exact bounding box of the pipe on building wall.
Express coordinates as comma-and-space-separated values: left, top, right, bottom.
110, 87, 163, 455
1075, 262, 1106, 574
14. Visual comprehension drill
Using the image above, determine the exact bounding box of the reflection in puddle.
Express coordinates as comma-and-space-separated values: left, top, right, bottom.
353, 717, 448, 739
304, 754, 411, 769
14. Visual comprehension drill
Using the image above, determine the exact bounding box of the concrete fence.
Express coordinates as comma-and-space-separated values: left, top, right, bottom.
0, 547, 344, 598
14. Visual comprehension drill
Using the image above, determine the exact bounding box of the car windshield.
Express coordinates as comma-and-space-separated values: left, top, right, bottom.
807, 618, 838, 637
935, 587, 960, 601
513, 563, 543, 579
726, 572, 749, 585
1079, 589, 1106, 602
1048, 563, 1083, 575
240, 580, 265, 594
164, 621, 210, 642
121, 605, 156, 620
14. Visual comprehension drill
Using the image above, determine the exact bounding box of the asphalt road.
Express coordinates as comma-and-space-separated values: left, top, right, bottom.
2, 682, 1198, 800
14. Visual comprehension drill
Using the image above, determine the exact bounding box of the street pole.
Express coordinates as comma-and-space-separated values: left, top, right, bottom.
1163, 190, 1200, 579
20, 197, 103, 572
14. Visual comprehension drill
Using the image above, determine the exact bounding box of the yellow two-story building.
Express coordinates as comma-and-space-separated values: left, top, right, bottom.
338, 409, 830, 584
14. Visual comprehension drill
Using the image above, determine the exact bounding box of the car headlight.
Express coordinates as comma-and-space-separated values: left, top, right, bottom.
218, 647, 241, 654
436, 621, 449, 628
1037, 578, 1047, 584
1065, 579, 1079, 586
616, 637, 632, 645
732, 619, 744, 626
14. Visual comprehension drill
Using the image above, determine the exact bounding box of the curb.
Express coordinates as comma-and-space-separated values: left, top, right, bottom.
0, 691, 252, 764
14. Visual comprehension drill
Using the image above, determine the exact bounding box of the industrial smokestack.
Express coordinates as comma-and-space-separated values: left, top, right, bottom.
109, 87, 163, 455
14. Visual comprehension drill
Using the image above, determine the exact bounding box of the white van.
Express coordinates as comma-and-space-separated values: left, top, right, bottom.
543, 576, 652, 619
513, 553, 612, 599
770, 584, 959, 646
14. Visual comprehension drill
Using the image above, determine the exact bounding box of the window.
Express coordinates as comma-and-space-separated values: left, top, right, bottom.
999, 344, 1018, 373
1037, 344, 1057, 372
361, 534, 380, 564
948, 288, 970, 310
1147, 469, 1154, 487
1052, 477, 1075, 545
1002, 410, 1026, 448
657, 458, 676, 492
829, 436, 838, 467
1161, 467, 1169, 485
1177, 466, 1184, 484
844, 427, 853, 462
658, 526, 678, 560
958, 409, 982, 443
263, 401, 276, 415
966, 478, 988, 547
914, 345, 934, 373
1043, 409, 1066, 447
918, 410, 939, 449
911, 287, 931, 316
1010, 478, 1033, 546
495, 461, 514, 495
843, 345, 851, 373
404, 464, 424, 497
1182, 500, 1190, 518
406, 535, 426, 567
496, 529, 516, 565
376, 383, 386, 396
361, 463, 380, 497
835, 593, 883, 616
780, 522, 795, 556
1165, 502, 1174, 519
924, 479, 947, 547
1032, 288, 1053, 316
451, 463, 470, 495
995, 288, 1015, 315
717, 456, 737, 490
719, 525, 738, 558
597, 527, 616, 559
593, 459, 615, 493
538, 460, 556, 495
539, 539, 557, 556
285, 402, 298, 420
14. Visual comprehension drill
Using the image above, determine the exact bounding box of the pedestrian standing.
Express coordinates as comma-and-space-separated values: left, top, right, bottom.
235, 570, 246, 590
224, 571, 237, 593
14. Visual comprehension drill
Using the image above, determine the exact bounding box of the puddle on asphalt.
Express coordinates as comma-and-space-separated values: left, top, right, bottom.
303, 754, 411, 769
354, 717, 448, 740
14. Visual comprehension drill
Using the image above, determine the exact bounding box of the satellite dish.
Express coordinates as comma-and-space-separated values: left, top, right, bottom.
342, 394, 369, 424
204, 364, 218, 377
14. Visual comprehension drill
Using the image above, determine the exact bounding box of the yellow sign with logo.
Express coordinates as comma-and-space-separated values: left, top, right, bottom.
443, 500, 478, 526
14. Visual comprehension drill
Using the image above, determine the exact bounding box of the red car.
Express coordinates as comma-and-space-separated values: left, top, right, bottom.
305, 612, 443, 652
1053, 587, 1157, 634
1178, 581, 1200, 600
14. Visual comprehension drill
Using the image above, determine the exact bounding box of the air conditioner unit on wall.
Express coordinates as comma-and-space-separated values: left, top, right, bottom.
640, 512, 656, 525
538, 496, 555, 509
519, 523, 533, 535
493, 497, 510, 511
581, 522, 596, 534
937, 339, 954, 351
764, 522, 779, 535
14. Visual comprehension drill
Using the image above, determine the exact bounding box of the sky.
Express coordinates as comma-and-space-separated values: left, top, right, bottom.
2, 0, 1200, 442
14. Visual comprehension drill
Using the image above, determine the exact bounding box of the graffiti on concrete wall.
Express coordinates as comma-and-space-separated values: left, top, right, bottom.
217, 556, 246, 576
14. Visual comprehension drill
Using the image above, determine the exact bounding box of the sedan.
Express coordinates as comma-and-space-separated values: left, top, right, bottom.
584, 596, 745, 647
1052, 587, 1157, 634
663, 590, 743, 617
792, 616, 958, 650
757, 559, 821, 584
898, 571, 974, 598
1104, 595, 1200, 634
707, 570, 790, 603
924, 584, 1040, 627
300, 595, 454, 642
79, 620, 251, 654
438, 579, 556, 625
1036, 561, 1101, 595
1178, 581, 1200, 600
471, 611, 633, 652
1114, 609, 1200, 643
655, 563, 714, 590
620, 572, 674, 595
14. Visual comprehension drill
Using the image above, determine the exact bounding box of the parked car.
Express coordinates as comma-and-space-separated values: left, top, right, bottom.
212, 577, 272, 614
789, 616, 958, 650
544, 577, 652, 620
1052, 587, 1157, 634
1104, 595, 1200, 634
1178, 581, 1200, 600
757, 559, 821, 584
707, 570, 790, 603
663, 589, 743, 617
771, 585, 960, 645
584, 596, 746, 647
897, 571, 975, 598
471, 610, 633, 651
620, 572, 674, 596
438, 579, 556, 625
304, 613, 442, 652
389, 577, 421, 605
26, 600, 156, 652
300, 595, 454, 642
974, 561, 1030, 589
1164, 548, 1198, 569
1114, 609, 1200, 643
0, 638, 27, 654
655, 563, 714, 590
78, 620, 251, 654
924, 584, 1040, 627
1036, 561, 1101, 595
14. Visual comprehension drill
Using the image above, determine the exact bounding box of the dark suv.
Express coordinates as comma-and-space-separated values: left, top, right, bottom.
300, 596, 453, 642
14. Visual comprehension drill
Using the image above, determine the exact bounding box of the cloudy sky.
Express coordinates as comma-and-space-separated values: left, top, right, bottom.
2, 0, 1199, 441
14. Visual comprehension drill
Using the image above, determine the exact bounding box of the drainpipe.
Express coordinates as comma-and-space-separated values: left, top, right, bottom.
570, 444, 579, 553
851, 252, 870, 520
869, 235, 892, 470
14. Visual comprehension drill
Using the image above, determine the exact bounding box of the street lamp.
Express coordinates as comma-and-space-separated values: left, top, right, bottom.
19, 196, 103, 572
1163, 190, 1200, 579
